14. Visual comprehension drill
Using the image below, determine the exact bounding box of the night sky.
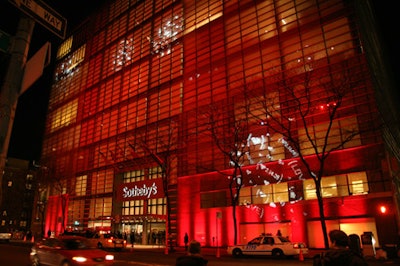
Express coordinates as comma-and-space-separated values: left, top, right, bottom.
0, 0, 398, 162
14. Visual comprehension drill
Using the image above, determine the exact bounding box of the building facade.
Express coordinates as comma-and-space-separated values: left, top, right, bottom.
38, 0, 400, 249
0, 158, 35, 239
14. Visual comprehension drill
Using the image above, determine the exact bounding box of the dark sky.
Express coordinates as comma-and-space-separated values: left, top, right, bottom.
0, 0, 398, 162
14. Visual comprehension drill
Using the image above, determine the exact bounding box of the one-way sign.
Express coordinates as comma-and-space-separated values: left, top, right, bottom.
9, 0, 67, 39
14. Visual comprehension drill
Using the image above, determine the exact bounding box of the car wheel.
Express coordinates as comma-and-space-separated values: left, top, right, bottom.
272, 249, 284, 258
31, 255, 40, 266
232, 248, 243, 257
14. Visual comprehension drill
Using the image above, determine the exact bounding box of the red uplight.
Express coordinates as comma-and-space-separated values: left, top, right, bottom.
379, 205, 387, 214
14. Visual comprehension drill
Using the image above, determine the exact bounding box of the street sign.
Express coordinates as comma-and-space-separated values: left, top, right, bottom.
0, 29, 11, 53
8, 0, 67, 39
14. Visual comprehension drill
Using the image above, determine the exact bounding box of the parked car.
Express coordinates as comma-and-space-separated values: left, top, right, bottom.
30, 235, 114, 266
89, 233, 127, 251
227, 233, 308, 258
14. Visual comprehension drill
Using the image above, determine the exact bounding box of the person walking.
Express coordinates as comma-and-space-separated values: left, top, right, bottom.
313, 230, 368, 266
130, 231, 135, 247
184, 232, 189, 250
176, 240, 208, 266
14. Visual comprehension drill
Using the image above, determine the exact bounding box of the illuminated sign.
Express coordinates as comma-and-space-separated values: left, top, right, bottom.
116, 178, 165, 201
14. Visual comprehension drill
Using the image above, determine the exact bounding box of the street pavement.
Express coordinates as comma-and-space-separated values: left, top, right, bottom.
9, 239, 400, 265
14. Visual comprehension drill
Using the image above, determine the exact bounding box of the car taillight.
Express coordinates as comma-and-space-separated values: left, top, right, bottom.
107, 239, 113, 243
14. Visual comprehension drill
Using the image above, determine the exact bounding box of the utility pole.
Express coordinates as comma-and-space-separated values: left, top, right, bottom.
0, 14, 35, 207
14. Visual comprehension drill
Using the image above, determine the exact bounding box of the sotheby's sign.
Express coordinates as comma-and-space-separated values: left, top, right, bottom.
116, 178, 164, 201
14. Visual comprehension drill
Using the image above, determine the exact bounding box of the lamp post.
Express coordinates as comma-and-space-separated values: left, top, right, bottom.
216, 211, 222, 258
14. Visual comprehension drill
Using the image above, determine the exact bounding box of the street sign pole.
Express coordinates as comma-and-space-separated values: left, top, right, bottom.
0, 0, 67, 209
0, 15, 35, 208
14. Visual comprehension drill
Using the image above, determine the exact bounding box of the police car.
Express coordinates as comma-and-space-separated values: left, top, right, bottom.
227, 233, 308, 258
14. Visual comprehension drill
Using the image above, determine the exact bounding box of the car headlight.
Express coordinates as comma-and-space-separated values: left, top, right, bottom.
72, 256, 88, 262
105, 254, 114, 261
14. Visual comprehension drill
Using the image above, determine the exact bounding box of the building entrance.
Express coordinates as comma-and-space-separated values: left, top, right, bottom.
121, 220, 166, 245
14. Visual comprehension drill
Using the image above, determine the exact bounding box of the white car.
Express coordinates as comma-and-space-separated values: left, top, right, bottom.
227, 234, 308, 258
89, 233, 127, 251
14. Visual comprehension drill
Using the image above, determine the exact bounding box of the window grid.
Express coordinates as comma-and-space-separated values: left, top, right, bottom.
41, 0, 381, 229
122, 200, 144, 215
75, 175, 87, 196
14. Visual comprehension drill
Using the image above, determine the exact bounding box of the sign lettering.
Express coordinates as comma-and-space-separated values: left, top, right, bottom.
116, 178, 165, 201
9, 0, 67, 39
122, 182, 158, 199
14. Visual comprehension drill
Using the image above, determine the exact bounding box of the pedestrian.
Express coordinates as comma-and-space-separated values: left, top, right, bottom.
184, 232, 189, 250
130, 231, 135, 247
276, 229, 282, 236
176, 240, 208, 266
313, 230, 368, 266
47, 229, 51, 238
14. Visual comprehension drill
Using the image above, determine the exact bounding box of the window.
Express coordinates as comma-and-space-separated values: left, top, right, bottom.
89, 197, 112, 219
55, 45, 86, 81
253, 184, 273, 204
92, 170, 114, 195
56, 36, 73, 60
149, 166, 162, 180
122, 200, 144, 215
348, 172, 368, 195
50, 99, 78, 132
238, 182, 289, 206
321, 176, 338, 197
68, 200, 85, 227
239, 187, 252, 206
148, 198, 166, 216
299, 117, 361, 156
123, 170, 145, 183
303, 172, 368, 200
75, 175, 87, 196
273, 182, 289, 203
184, 0, 222, 35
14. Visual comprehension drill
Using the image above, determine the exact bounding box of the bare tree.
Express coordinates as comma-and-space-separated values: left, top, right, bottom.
239, 62, 372, 248
129, 118, 181, 252
32, 164, 51, 238
204, 103, 251, 245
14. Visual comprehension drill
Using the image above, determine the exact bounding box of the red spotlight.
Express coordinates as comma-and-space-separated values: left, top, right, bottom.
379, 205, 387, 214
